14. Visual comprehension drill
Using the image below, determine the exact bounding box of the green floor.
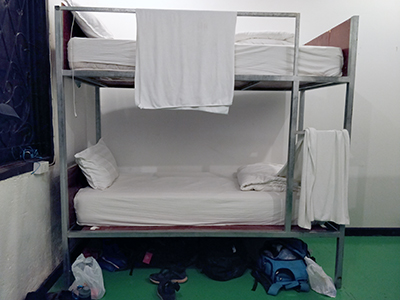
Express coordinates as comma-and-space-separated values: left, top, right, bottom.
53, 236, 400, 299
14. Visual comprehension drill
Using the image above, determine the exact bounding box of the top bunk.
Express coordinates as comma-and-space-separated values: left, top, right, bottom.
55, 6, 359, 92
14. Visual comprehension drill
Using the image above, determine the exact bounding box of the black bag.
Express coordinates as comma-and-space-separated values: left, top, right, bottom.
98, 240, 129, 272
128, 238, 198, 274
251, 238, 310, 296
199, 238, 248, 281
25, 290, 74, 300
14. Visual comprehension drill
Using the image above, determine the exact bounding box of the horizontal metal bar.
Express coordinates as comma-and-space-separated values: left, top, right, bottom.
57, 6, 136, 13
56, 6, 299, 18
64, 70, 350, 84
237, 12, 299, 18
68, 228, 342, 239
63, 69, 134, 78
236, 74, 350, 83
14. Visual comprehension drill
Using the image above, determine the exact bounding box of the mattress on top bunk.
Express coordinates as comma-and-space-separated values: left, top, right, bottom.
74, 167, 299, 227
67, 36, 343, 77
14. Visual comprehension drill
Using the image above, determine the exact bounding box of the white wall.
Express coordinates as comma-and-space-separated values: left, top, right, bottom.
101, 89, 289, 167
0, 172, 61, 300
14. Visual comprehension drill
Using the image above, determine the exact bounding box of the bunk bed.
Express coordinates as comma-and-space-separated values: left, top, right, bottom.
54, 5, 359, 290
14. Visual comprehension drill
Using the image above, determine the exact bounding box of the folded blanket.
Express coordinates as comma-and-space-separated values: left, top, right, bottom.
237, 163, 292, 192
135, 9, 237, 114
298, 128, 350, 229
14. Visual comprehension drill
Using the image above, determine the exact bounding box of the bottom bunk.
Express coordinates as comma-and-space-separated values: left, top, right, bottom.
74, 165, 295, 228
68, 162, 343, 237
65, 163, 346, 290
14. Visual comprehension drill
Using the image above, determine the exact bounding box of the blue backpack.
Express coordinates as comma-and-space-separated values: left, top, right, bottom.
251, 238, 310, 296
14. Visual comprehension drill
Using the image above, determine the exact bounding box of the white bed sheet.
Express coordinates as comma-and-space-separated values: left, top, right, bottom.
74, 168, 298, 227
67, 37, 343, 77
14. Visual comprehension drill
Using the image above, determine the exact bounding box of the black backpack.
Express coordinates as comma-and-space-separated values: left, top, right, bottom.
251, 238, 310, 296
25, 290, 74, 300
199, 238, 248, 281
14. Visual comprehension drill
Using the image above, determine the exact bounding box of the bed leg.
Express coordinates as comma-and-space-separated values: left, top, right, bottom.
62, 240, 73, 288
334, 225, 345, 289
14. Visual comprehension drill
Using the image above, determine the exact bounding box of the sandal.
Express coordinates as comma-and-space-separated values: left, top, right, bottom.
150, 265, 188, 284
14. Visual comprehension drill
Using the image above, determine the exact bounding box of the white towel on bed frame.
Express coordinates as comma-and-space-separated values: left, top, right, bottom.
298, 128, 350, 229
135, 9, 237, 114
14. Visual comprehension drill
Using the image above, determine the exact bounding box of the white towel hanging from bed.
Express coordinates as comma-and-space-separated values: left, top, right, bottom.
135, 9, 237, 114
298, 128, 350, 229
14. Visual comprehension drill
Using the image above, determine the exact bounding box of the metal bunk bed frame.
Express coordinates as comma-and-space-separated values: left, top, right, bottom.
54, 6, 359, 288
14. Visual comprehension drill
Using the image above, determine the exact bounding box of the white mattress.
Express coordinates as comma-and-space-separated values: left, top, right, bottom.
74, 168, 298, 227
67, 37, 343, 77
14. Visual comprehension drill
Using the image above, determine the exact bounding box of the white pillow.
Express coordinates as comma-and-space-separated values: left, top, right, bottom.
63, 0, 114, 39
75, 138, 119, 190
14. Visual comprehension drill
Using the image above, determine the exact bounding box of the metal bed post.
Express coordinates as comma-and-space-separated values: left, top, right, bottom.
55, 6, 72, 287
334, 225, 345, 288
298, 91, 306, 132
284, 13, 301, 232
335, 15, 359, 289
344, 15, 359, 136
95, 86, 101, 142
